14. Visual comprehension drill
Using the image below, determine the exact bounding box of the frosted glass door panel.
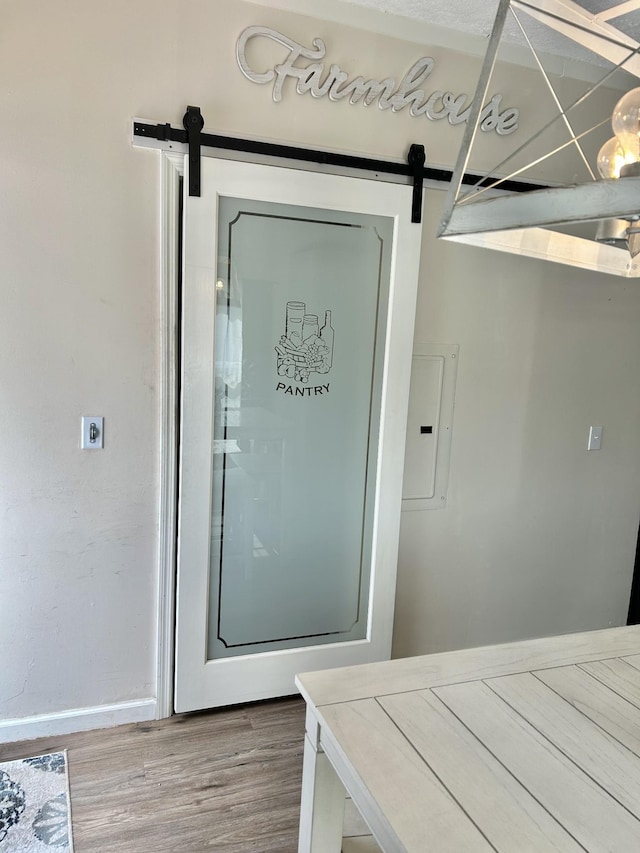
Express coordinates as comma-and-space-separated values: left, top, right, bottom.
208, 198, 392, 660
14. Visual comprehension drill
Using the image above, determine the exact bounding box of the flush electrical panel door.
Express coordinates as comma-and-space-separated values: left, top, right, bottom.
402, 344, 458, 511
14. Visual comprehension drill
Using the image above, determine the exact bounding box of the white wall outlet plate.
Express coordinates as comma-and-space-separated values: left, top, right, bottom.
81, 416, 104, 449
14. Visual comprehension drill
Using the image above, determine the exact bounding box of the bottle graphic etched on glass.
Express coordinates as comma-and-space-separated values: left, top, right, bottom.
302, 314, 319, 342
319, 310, 334, 370
285, 301, 305, 347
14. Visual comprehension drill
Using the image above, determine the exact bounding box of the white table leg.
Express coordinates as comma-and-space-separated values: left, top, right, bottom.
298, 710, 346, 853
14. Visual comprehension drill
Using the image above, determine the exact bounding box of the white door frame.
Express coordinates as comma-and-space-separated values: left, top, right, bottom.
156, 151, 184, 718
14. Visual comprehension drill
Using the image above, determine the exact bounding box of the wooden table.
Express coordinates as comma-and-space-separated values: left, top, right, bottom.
295, 626, 640, 852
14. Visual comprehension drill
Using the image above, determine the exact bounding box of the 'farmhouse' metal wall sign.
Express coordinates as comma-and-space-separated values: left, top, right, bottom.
236, 26, 520, 136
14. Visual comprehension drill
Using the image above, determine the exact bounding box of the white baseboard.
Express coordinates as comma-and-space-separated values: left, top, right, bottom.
0, 698, 157, 745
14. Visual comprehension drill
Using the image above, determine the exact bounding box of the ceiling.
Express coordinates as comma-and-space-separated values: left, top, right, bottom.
339, 0, 640, 65
341, 0, 505, 38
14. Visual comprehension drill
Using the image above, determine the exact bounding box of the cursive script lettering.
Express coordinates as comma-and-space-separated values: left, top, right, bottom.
237, 26, 519, 135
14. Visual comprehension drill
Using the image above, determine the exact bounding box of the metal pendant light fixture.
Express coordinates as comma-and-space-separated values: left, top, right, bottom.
438, 0, 640, 277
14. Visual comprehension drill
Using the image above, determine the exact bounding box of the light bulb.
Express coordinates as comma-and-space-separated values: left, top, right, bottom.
597, 136, 626, 179
612, 86, 640, 165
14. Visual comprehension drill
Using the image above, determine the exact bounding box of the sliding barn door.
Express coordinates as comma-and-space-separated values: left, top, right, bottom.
174, 157, 421, 711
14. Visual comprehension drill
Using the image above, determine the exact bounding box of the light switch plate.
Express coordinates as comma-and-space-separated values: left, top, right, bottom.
81, 416, 104, 449
587, 425, 603, 451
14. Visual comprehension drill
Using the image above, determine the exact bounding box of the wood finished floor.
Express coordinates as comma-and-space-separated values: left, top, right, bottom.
0, 697, 307, 852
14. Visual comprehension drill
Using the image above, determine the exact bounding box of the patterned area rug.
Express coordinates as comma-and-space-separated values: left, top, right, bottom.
0, 752, 73, 851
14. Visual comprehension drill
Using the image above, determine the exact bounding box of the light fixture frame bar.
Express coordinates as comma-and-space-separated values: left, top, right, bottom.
595, 1, 640, 23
